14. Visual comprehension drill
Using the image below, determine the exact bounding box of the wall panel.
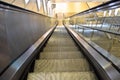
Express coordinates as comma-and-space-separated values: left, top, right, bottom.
0, 8, 11, 74
0, 4, 56, 74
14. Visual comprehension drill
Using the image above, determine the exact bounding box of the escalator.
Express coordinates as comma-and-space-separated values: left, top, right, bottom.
0, 1, 120, 80
27, 26, 98, 80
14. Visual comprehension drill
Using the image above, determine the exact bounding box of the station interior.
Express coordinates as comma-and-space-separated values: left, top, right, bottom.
0, 0, 120, 80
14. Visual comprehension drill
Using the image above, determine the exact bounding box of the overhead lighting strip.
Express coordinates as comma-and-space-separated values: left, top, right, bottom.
37, 0, 41, 10
25, 0, 30, 4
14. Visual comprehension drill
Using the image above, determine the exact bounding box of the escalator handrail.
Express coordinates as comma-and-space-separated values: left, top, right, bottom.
74, 27, 120, 72
65, 25, 120, 80
0, 24, 57, 80
85, 39, 120, 71
74, 25, 120, 70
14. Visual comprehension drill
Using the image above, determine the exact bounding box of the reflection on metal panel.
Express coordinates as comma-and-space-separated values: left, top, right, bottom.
0, 8, 11, 74
0, 4, 55, 74
5, 10, 33, 59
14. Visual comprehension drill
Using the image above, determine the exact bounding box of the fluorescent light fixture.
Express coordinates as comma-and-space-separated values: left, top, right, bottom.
109, 3, 115, 6
48, 1, 51, 8
37, 0, 41, 10
96, 7, 100, 10
104, 11, 107, 17
25, 0, 30, 4
68, 18, 70, 20
111, 6, 118, 9
55, 3, 67, 13
115, 8, 119, 16
109, 10, 112, 16
43, 0, 47, 14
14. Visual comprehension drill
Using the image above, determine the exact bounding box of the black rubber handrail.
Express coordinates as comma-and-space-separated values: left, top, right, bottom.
71, 25, 120, 72
65, 24, 120, 80
0, 24, 57, 80
85, 39, 120, 72
77, 27, 120, 67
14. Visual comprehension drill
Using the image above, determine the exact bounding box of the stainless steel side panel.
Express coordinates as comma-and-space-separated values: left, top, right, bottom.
0, 8, 11, 74
0, 3, 55, 74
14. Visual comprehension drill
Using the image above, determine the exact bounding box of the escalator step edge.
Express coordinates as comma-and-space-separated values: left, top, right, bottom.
27, 72, 98, 80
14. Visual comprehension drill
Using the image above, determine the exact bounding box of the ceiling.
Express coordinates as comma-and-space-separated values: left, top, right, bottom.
1, 0, 44, 14
52, 0, 110, 17
51, 0, 110, 3
1, 0, 110, 17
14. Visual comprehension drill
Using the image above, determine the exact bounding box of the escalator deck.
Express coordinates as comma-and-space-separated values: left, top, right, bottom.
27, 26, 98, 80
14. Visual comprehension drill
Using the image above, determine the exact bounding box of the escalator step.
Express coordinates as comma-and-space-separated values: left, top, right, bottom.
40, 52, 84, 59
48, 39, 73, 42
43, 47, 79, 51
46, 44, 76, 47
34, 59, 91, 72
47, 41, 74, 44
47, 41, 75, 45
27, 26, 98, 80
27, 72, 97, 80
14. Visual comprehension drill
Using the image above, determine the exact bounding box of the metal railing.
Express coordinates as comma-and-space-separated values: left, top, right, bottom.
64, 24, 120, 80
64, 1, 120, 79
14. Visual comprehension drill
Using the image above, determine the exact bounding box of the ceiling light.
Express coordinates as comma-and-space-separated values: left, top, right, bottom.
25, 0, 30, 4
115, 8, 119, 16
104, 11, 107, 17
109, 10, 112, 16
37, 0, 41, 10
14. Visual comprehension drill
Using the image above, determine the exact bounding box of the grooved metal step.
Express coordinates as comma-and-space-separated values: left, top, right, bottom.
27, 26, 98, 80
27, 72, 97, 80
46, 40, 76, 43
40, 52, 84, 59
34, 59, 91, 72
47, 41, 74, 45
46, 44, 76, 47
43, 47, 79, 51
